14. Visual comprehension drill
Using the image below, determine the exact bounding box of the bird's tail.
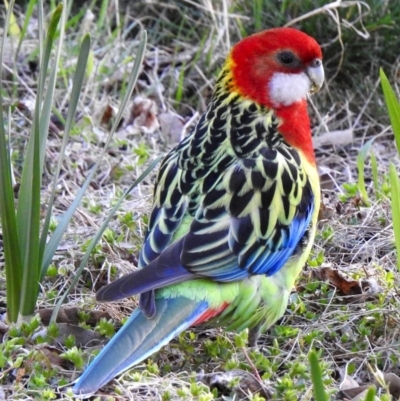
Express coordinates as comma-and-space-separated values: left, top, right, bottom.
73, 296, 208, 398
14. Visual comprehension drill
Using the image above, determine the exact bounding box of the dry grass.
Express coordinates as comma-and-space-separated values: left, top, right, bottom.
1, 0, 400, 400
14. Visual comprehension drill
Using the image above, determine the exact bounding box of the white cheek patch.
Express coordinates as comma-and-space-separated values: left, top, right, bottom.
268, 72, 311, 107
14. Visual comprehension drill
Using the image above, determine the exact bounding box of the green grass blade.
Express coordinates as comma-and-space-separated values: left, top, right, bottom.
42, 30, 148, 275
64, 0, 74, 24
40, 34, 91, 274
370, 151, 379, 197
175, 63, 186, 103
308, 350, 329, 401
0, 109, 22, 323
15, 0, 37, 59
17, 2, 63, 218
0, 0, 23, 323
97, 0, 108, 31
253, 0, 263, 31
380, 68, 400, 154
357, 138, 374, 207
50, 155, 163, 322
38, 4, 65, 163
16, 4, 64, 319
37, 1, 45, 94
389, 163, 400, 272
18, 106, 41, 320
3, 0, 21, 38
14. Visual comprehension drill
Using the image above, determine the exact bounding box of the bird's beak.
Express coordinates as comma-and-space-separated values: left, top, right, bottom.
306, 59, 324, 94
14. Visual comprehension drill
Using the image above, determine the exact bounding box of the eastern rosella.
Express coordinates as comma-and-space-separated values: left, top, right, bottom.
73, 27, 323, 396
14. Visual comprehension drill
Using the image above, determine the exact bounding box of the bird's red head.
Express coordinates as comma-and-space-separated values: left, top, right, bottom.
227, 27, 324, 163
229, 27, 323, 107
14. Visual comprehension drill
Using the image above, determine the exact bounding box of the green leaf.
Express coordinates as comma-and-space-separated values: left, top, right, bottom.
380, 68, 400, 155
0, 0, 23, 323
97, 0, 108, 31
308, 350, 329, 401
15, 0, 37, 59
363, 387, 377, 401
38, 4, 65, 165
17, 95, 41, 320
389, 163, 400, 272
15, 3, 64, 320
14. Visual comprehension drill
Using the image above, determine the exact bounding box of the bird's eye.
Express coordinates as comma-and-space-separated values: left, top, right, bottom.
278, 52, 295, 65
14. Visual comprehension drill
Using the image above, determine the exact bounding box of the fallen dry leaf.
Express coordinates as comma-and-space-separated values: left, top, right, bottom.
15, 367, 26, 384
337, 371, 400, 399
340, 374, 360, 391
312, 265, 379, 297
312, 266, 362, 295
349, 388, 379, 401
158, 111, 184, 144
37, 345, 70, 369
38, 307, 111, 326
338, 385, 371, 400
131, 96, 159, 134
55, 323, 106, 347
100, 103, 116, 127
375, 373, 400, 399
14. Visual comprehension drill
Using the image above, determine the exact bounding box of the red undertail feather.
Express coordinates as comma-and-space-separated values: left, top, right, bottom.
193, 303, 229, 326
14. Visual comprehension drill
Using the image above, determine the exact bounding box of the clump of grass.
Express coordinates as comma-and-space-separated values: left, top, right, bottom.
0, 0, 151, 325
0, 1, 78, 323
379, 68, 400, 271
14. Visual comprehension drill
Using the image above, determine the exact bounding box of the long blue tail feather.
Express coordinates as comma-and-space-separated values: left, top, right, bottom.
73, 297, 208, 397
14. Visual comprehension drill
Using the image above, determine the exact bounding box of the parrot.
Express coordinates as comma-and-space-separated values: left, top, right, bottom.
73, 27, 323, 397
